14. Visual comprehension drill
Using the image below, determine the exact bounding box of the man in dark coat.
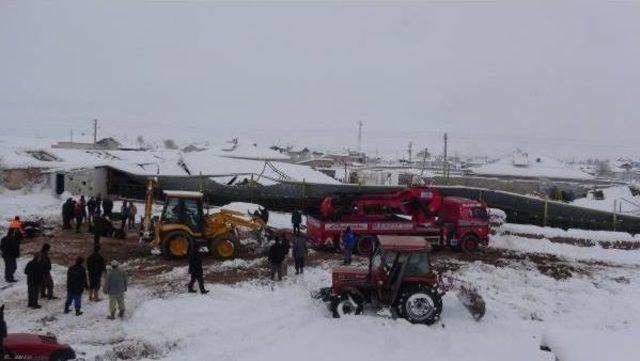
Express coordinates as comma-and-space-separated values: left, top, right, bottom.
39, 244, 57, 300
74, 198, 86, 233
187, 246, 209, 294
24, 253, 44, 308
62, 198, 74, 230
87, 245, 106, 301
0, 229, 20, 282
87, 197, 97, 224
268, 238, 286, 281
292, 236, 308, 275
102, 197, 113, 217
93, 215, 107, 246
65, 257, 87, 316
95, 195, 102, 217
259, 207, 269, 224
291, 210, 302, 236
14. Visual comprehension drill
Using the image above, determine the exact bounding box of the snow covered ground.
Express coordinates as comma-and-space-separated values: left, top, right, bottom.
1, 190, 639, 361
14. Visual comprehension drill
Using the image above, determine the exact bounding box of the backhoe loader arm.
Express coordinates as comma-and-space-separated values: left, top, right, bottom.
140, 177, 157, 243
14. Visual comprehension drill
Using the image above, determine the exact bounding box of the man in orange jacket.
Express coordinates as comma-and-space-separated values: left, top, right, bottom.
8, 217, 24, 236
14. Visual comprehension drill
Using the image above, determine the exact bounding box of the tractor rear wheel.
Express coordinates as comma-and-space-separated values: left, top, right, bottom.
356, 235, 377, 256
161, 231, 192, 259
397, 285, 442, 325
460, 234, 480, 254
209, 232, 240, 259
330, 293, 363, 318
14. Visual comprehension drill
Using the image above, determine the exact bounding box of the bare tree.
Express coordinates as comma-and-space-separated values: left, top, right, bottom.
163, 139, 178, 149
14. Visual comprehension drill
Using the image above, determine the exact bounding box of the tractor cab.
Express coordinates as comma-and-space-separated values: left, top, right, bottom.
160, 191, 205, 234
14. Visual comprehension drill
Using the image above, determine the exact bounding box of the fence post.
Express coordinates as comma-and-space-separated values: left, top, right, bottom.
613, 199, 617, 232
543, 198, 548, 227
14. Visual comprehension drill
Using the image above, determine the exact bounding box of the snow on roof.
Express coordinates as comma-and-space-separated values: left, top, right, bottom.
0, 136, 338, 184
472, 152, 593, 180
213, 141, 290, 161
163, 190, 203, 198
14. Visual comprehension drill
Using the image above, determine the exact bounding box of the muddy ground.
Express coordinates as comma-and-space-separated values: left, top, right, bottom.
19, 220, 629, 297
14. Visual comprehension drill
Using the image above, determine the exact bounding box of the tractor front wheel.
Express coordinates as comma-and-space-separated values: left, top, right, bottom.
398, 285, 442, 325
161, 231, 192, 259
330, 293, 363, 318
209, 232, 240, 259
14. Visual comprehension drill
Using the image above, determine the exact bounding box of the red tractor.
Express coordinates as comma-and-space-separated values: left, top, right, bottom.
314, 236, 485, 325
307, 187, 490, 255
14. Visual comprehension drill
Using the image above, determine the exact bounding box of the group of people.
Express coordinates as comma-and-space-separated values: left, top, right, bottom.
62, 196, 138, 245
2, 217, 128, 319
267, 233, 308, 280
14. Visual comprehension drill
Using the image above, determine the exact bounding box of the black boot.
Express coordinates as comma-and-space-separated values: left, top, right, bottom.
200, 289, 209, 295
75, 309, 83, 316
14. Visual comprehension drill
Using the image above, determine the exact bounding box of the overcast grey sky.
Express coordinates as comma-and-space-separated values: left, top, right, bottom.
1, 0, 639, 159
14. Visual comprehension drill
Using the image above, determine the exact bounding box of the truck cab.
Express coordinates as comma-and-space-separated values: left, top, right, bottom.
437, 197, 490, 252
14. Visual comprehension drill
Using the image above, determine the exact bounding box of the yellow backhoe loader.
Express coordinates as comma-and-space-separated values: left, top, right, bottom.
139, 178, 266, 259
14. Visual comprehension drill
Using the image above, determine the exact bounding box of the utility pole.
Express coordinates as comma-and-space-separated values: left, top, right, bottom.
93, 119, 98, 144
408, 141, 413, 163
443, 133, 448, 178
420, 147, 429, 178
357, 120, 363, 154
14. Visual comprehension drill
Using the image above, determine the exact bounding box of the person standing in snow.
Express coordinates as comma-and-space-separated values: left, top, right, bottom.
102, 197, 113, 217
128, 203, 137, 230
259, 207, 270, 224
103, 260, 127, 319
38, 244, 57, 300
95, 195, 102, 217
62, 198, 73, 230
87, 197, 97, 224
342, 227, 356, 265
291, 210, 302, 236
292, 235, 308, 275
120, 201, 130, 233
87, 245, 106, 301
64, 257, 87, 316
24, 253, 44, 309
1, 229, 21, 283
187, 245, 209, 294
268, 237, 285, 281
74, 197, 86, 233
92, 214, 107, 247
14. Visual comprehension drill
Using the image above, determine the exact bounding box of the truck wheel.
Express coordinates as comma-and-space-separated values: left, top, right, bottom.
161, 231, 192, 259
460, 234, 479, 254
356, 235, 377, 256
330, 293, 363, 318
209, 232, 240, 259
398, 285, 442, 325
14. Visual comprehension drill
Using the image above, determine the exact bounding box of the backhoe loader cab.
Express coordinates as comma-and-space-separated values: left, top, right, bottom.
141, 179, 266, 260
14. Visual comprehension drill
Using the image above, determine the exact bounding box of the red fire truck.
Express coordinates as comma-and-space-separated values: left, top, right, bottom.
306, 187, 490, 254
